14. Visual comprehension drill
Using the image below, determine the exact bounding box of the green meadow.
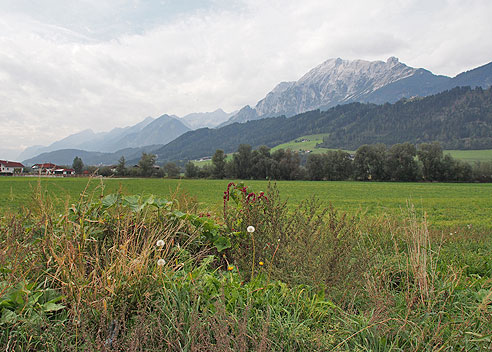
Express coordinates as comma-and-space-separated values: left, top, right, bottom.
3, 176, 492, 350
1, 177, 491, 229
272, 133, 492, 162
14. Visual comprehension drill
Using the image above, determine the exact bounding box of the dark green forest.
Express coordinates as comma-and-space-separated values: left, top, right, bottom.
155, 86, 492, 162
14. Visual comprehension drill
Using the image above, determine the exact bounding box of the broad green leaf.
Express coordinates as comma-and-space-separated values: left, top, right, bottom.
102, 194, 119, 208
213, 236, 231, 252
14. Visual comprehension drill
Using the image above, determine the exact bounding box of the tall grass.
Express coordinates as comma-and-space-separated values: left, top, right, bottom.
1, 178, 492, 350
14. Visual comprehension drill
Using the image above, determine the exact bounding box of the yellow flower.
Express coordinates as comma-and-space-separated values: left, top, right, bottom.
259, 261, 264, 266
227, 265, 234, 271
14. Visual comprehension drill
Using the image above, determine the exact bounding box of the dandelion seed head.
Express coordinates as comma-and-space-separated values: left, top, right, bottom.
156, 240, 165, 247
157, 259, 166, 266
247, 226, 255, 233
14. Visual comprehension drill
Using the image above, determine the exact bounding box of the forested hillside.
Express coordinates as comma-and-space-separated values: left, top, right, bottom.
155, 87, 492, 162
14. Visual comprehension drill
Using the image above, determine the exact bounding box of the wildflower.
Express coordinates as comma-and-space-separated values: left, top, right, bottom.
259, 261, 264, 266
156, 240, 165, 247
157, 259, 166, 266
227, 265, 234, 271
247, 226, 255, 233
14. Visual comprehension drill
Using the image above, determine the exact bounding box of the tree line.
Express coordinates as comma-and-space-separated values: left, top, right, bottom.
74, 142, 492, 182
184, 142, 492, 182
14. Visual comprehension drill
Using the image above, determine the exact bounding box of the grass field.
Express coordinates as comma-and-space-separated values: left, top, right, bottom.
1, 176, 491, 229
2, 176, 492, 349
271, 134, 492, 162
446, 149, 492, 162
271, 133, 340, 154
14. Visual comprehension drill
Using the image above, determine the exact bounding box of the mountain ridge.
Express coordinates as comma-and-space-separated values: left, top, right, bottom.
223, 57, 492, 126
154, 86, 492, 162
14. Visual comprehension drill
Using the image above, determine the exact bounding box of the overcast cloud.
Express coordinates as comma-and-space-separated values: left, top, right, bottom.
1, 0, 492, 159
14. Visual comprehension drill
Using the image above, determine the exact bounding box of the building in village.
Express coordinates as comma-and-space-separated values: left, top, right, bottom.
0, 160, 25, 175
32, 163, 75, 176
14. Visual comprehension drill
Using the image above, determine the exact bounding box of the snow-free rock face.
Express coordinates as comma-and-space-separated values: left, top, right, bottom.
226, 57, 434, 125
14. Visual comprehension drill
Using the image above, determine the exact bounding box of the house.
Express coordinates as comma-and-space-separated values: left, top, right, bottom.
53, 168, 75, 176
32, 163, 58, 175
0, 160, 24, 175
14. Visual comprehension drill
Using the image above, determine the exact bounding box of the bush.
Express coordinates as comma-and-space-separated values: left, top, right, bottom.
223, 182, 367, 291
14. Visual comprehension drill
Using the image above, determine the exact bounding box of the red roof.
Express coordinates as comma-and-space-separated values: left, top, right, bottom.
0, 160, 24, 168
34, 163, 57, 168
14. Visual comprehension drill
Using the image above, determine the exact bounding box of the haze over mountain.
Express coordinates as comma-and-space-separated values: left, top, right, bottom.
19, 115, 190, 161
22, 145, 163, 167
223, 57, 492, 125
18, 110, 237, 161
18, 117, 155, 160
180, 109, 235, 129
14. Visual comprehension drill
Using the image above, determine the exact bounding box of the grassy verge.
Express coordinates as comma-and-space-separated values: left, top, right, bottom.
1, 180, 491, 350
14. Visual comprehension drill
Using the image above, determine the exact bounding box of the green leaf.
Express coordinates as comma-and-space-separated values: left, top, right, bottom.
173, 211, 186, 218
102, 194, 119, 208
0, 309, 18, 325
122, 195, 141, 211
213, 236, 231, 252
154, 198, 171, 209
42, 302, 66, 313
26, 291, 43, 307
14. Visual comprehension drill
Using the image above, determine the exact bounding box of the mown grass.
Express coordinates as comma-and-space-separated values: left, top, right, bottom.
445, 149, 492, 162
1, 177, 492, 229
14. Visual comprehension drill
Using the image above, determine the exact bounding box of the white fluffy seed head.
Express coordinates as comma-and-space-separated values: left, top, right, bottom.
247, 226, 255, 233
157, 259, 166, 266
156, 240, 165, 247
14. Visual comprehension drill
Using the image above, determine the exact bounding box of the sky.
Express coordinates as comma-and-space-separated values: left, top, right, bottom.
1, 0, 492, 160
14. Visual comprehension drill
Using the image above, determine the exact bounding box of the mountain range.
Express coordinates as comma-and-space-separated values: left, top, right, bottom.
222, 57, 492, 125
150, 86, 492, 162
18, 110, 235, 161
20, 57, 492, 166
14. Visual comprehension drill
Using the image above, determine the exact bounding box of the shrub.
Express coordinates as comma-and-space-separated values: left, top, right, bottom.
223, 182, 367, 291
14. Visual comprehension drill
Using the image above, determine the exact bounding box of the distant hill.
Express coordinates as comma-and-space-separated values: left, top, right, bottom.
19, 115, 190, 161
154, 87, 492, 162
18, 110, 237, 161
18, 117, 156, 160
22, 145, 163, 166
221, 57, 492, 126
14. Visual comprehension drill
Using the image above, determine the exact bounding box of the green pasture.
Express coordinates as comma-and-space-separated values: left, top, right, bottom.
190, 132, 492, 163
1, 177, 491, 229
271, 133, 335, 154
446, 149, 492, 163
272, 134, 492, 162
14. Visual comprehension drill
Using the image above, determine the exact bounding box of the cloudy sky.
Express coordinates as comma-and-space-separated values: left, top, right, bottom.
1, 0, 492, 159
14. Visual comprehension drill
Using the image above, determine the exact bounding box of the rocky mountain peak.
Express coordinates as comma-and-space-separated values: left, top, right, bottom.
247, 57, 419, 120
